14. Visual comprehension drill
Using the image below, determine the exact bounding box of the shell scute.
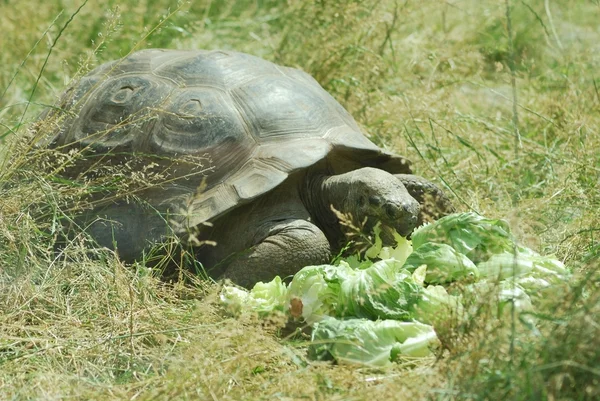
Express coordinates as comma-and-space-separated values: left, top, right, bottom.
232, 75, 342, 141
154, 51, 226, 89
70, 75, 170, 149
230, 159, 288, 201
149, 87, 251, 156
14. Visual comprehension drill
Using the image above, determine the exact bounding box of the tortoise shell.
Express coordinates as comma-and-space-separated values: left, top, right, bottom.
46, 49, 411, 231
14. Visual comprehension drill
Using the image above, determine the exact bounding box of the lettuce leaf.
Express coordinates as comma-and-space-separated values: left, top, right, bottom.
402, 242, 479, 284
411, 212, 514, 263
309, 317, 439, 366
411, 284, 464, 326
287, 260, 424, 323
220, 276, 288, 316
286, 264, 340, 324
466, 279, 537, 331
365, 223, 413, 264
477, 250, 569, 282
336, 260, 422, 320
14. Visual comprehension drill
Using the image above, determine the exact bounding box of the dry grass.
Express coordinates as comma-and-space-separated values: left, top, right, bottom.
1, 0, 599, 399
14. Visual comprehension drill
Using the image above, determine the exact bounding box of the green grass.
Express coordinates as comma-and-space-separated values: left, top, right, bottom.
1, 0, 599, 399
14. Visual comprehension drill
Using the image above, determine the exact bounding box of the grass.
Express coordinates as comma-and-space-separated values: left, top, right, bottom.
1, 0, 599, 399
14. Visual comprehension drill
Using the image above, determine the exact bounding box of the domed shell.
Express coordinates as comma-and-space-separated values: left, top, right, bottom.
46, 49, 411, 231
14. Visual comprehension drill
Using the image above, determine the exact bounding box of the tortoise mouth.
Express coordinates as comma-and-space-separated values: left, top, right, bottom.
377, 223, 412, 246
361, 216, 415, 248
365, 197, 419, 239
393, 210, 419, 238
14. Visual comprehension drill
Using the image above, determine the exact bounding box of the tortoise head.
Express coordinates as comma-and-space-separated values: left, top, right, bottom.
321, 167, 420, 239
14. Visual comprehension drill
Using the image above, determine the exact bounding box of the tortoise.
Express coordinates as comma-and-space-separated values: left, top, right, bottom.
41, 49, 453, 288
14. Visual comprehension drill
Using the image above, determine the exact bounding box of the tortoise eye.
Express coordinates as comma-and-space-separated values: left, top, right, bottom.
368, 195, 382, 206
111, 86, 134, 103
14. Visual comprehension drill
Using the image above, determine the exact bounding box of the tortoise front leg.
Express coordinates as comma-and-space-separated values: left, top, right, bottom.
394, 174, 455, 225
216, 219, 332, 289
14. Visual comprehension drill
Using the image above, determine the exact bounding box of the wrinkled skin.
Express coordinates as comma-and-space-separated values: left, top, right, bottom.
197, 167, 452, 288
76, 166, 453, 289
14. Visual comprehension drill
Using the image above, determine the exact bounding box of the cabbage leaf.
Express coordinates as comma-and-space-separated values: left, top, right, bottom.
220, 276, 288, 316
309, 317, 439, 366
411, 212, 514, 263
287, 260, 424, 323
402, 242, 479, 284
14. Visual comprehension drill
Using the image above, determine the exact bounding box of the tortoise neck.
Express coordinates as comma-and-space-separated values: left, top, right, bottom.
303, 172, 346, 249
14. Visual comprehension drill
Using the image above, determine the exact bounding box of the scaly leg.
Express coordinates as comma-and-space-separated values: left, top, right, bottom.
216, 219, 332, 289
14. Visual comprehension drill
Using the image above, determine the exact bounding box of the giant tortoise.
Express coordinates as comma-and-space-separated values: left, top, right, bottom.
40, 49, 453, 288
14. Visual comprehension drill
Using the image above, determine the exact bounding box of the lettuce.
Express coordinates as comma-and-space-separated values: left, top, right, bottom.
402, 242, 479, 284
466, 279, 537, 331
218, 211, 573, 367
220, 276, 288, 316
411, 284, 464, 326
497, 282, 534, 319
411, 213, 514, 263
476, 252, 532, 280
287, 259, 424, 323
309, 317, 439, 366
286, 264, 340, 324
364, 223, 413, 264
337, 260, 423, 320
477, 250, 569, 282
